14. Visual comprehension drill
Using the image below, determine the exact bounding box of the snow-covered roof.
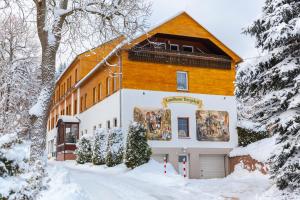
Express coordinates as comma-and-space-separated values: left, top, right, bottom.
57, 115, 80, 123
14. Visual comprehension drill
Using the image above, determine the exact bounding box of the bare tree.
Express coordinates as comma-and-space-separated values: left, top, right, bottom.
0, 13, 40, 136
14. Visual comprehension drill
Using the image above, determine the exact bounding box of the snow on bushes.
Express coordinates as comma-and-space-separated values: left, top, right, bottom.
75, 135, 93, 164
125, 122, 151, 169
0, 133, 45, 200
92, 128, 107, 165
106, 128, 124, 167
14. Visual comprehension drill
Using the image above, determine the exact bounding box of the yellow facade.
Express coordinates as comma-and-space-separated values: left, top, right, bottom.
47, 12, 241, 131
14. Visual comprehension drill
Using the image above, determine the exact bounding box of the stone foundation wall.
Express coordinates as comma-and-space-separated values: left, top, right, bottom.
229, 155, 268, 174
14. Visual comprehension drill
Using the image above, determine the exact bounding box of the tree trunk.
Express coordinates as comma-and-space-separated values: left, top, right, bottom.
30, 46, 56, 162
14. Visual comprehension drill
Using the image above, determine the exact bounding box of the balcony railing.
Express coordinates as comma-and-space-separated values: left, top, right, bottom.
128, 47, 232, 69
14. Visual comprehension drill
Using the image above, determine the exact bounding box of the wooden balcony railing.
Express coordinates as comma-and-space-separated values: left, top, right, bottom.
128, 47, 232, 69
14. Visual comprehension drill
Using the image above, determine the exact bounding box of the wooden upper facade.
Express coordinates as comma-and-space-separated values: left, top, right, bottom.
48, 12, 242, 131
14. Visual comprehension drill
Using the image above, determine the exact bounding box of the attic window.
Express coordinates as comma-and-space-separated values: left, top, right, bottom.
182, 45, 193, 52
153, 42, 166, 50
170, 44, 179, 51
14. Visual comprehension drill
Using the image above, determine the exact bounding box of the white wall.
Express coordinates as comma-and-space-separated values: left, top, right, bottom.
46, 128, 57, 157
77, 91, 121, 137
121, 89, 238, 149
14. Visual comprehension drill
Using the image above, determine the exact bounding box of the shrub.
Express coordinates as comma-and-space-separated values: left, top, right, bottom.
125, 122, 152, 169
106, 128, 124, 167
92, 128, 107, 165
237, 127, 269, 147
75, 135, 92, 164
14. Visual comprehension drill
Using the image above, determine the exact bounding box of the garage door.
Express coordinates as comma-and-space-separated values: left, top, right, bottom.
151, 154, 168, 163
199, 154, 225, 179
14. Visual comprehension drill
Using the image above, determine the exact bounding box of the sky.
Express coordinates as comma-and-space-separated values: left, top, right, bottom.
148, 0, 265, 60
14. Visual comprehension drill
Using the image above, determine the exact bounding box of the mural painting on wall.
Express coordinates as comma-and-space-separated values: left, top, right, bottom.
196, 110, 229, 141
133, 107, 172, 140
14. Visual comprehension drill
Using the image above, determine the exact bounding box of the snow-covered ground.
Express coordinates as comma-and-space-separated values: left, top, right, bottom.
39, 160, 272, 200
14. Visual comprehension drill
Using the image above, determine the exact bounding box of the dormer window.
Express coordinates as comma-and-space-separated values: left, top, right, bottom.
153, 42, 166, 50
170, 44, 179, 51
182, 45, 193, 52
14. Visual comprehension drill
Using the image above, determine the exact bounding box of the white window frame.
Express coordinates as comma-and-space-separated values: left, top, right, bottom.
182, 45, 194, 52
170, 44, 179, 51
176, 71, 188, 91
153, 42, 166, 50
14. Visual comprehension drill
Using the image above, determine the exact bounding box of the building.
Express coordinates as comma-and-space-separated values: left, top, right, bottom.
47, 11, 242, 179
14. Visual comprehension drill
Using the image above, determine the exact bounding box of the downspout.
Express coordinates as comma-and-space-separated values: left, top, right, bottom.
119, 50, 123, 128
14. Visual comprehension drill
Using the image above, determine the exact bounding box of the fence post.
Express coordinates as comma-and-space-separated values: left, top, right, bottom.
164, 156, 167, 175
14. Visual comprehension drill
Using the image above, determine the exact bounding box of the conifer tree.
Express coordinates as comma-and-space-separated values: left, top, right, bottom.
106, 128, 124, 167
237, 0, 300, 192
75, 136, 92, 164
92, 128, 107, 165
125, 122, 152, 169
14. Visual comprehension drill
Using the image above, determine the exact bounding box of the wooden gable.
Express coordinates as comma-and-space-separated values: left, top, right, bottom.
125, 12, 242, 64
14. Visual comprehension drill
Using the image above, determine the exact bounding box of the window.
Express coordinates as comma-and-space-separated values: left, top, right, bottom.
182, 45, 193, 52
170, 44, 179, 51
98, 124, 102, 129
178, 118, 189, 138
74, 99, 77, 114
113, 75, 117, 92
98, 83, 102, 101
85, 129, 88, 135
176, 71, 188, 91
106, 77, 110, 96
68, 104, 71, 115
93, 87, 96, 104
75, 69, 78, 83
153, 42, 166, 50
106, 120, 111, 129
84, 93, 87, 110
80, 96, 83, 112
65, 123, 79, 143
93, 126, 97, 134
69, 76, 72, 88
113, 118, 117, 127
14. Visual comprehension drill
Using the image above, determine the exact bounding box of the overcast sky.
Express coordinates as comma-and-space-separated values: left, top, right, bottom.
148, 0, 265, 59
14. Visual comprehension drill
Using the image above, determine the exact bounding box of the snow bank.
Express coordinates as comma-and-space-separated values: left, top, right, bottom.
187, 164, 271, 200
39, 165, 89, 200
125, 159, 185, 187
229, 135, 277, 162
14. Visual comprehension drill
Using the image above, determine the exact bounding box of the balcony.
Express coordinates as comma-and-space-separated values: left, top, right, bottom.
128, 47, 232, 69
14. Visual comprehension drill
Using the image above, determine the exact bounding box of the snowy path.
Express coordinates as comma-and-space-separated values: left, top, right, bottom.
43, 161, 271, 200
62, 163, 216, 200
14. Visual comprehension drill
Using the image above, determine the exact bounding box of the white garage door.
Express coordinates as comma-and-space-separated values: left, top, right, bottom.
199, 154, 225, 179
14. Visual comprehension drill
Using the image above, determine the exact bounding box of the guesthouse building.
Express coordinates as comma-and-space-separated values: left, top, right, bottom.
46, 12, 242, 179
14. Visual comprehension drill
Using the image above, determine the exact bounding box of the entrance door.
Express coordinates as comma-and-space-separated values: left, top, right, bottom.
178, 155, 189, 177
199, 154, 225, 179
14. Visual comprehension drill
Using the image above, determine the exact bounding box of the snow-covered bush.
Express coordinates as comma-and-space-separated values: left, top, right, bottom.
0, 133, 45, 200
92, 128, 107, 165
237, 0, 300, 192
125, 122, 152, 169
75, 135, 93, 164
237, 127, 268, 147
106, 128, 124, 167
